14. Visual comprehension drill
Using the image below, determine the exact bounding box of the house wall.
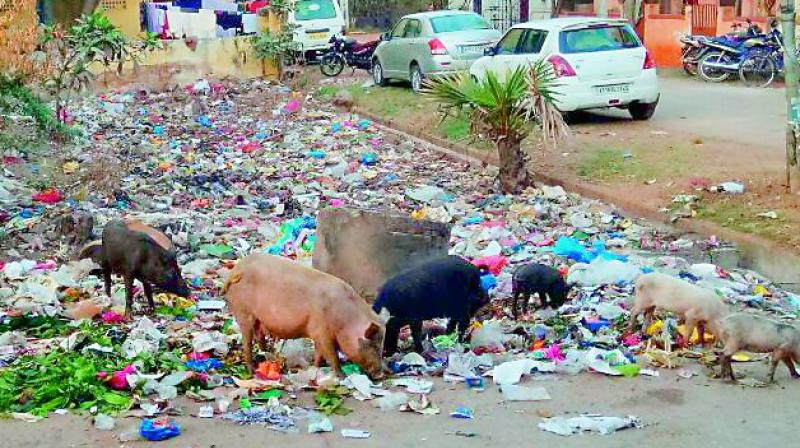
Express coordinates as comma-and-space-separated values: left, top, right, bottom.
640, 3, 690, 67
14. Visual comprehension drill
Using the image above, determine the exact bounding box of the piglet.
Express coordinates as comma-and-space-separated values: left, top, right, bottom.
79, 219, 190, 317
628, 272, 728, 347
718, 313, 800, 383
511, 263, 572, 318
224, 253, 387, 379
373, 255, 490, 355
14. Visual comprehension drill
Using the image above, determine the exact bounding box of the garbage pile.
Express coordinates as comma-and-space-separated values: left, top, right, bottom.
1, 79, 798, 439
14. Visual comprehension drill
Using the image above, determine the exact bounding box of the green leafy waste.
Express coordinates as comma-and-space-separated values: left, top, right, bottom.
314, 387, 352, 416
0, 315, 72, 339
0, 350, 132, 417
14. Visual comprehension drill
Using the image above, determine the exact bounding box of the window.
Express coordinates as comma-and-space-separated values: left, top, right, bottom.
430, 14, 491, 33
404, 19, 422, 38
391, 19, 409, 38
295, 0, 337, 21
560, 25, 641, 54
496, 28, 525, 55
517, 29, 548, 54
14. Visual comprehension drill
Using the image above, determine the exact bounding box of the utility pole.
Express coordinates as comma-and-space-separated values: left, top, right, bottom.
781, 0, 799, 191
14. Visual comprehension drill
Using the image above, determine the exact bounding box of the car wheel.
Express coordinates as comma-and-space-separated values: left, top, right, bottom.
372, 59, 387, 86
410, 64, 423, 93
629, 101, 658, 121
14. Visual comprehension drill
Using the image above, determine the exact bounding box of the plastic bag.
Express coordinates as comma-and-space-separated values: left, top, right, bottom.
470, 321, 504, 350
139, 418, 181, 441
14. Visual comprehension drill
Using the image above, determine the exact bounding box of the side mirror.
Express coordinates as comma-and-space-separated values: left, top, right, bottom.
483, 46, 496, 56
381, 32, 391, 41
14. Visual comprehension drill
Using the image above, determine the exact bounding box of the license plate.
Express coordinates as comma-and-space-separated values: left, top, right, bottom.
594, 84, 630, 95
460, 45, 484, 55
308, 32, 327, 40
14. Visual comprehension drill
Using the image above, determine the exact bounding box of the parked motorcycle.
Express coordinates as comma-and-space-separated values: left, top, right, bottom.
681, 21, 762, 78
697, 21, 769, 83
319, 35, 380, 77
737, 26, 783, 87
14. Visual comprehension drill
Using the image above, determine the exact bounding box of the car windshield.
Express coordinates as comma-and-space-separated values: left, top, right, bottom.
295, 0, 337, 21
430, 14, 491, 33
560, 25, 640, 53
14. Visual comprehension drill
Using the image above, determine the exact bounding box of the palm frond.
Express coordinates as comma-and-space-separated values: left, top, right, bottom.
523, 59, 571, 147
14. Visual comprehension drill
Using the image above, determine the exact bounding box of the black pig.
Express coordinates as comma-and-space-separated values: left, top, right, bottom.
82, 219, 189, 317
511, 263, 572, 318
373, 255, 489, 355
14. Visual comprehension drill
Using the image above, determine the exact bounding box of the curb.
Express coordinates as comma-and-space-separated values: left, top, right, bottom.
355, 106, 800, 288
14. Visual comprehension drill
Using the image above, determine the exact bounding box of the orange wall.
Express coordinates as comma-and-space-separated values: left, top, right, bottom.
641, 14, 691, 68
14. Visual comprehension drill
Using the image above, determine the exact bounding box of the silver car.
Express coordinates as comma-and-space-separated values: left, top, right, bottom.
372, 10, 502, 92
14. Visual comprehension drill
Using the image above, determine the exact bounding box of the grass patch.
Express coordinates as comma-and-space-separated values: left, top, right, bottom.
697, 199, 791, 242
317, 82, 488, 148
577, 143, 697, 182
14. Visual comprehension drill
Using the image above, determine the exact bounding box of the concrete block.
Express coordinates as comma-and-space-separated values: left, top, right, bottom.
312, 208, 451, 301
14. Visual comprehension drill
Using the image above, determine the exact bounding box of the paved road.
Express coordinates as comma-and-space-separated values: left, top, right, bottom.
584, 76, 786, 152
654, 76, 785, 150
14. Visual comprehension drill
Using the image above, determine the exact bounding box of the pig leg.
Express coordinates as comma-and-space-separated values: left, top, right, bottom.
103, 266, 112, 297
123, 274, 135, 318
683, 317, 698, 349
383, 319, 402, 356
409, 320, 424, 354
141, 281, 155, 314
696, 322, 707, 348
455, 313, 470, 343
313, 333, 342, 377
512, 292, 521, 319
783, 356, 799, 378
721, 354, 735, 381
627, 304, 643, 334
768, 349, 783, 383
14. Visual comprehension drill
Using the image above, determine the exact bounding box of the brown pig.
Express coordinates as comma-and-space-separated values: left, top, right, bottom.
718, 313, 800, 383
223, 253, 387, 379
627, 272, 728, 347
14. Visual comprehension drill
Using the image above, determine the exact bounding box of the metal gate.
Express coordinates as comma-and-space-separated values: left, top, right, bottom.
486, 0, 521, 33
691, 3, 718, 36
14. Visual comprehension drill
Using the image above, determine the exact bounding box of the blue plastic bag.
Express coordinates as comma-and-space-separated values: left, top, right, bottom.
553, 237, 593, 263
183, 358, 224, 372
140, 418, 181, 441
480, 273, 497, 293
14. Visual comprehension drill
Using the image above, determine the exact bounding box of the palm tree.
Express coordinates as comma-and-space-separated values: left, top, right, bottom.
423, 61, 567, 194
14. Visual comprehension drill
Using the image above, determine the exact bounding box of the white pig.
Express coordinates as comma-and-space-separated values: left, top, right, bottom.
718, 313, 800, 383
627, 272, 728, 347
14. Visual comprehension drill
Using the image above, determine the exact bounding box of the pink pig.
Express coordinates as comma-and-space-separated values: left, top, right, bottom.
224, 254, 387, 378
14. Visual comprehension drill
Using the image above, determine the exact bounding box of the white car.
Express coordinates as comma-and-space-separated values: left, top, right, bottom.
290, 0, 346, 58
470, 18, 660, 120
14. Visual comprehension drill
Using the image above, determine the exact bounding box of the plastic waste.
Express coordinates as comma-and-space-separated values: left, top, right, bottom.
470, 321, 505, 350
307, 411, 333, 433
567, 258, 640, 287
341, 429, 371, 438
500, 385, 551, 402
139, 418, 181, 441
94, 413, 115, 431
376, 392, 409, 411
538, 414, 640, 436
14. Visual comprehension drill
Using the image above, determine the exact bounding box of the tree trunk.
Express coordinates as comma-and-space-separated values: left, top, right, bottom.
81, 0, 101, 15
496, 138, 529, 194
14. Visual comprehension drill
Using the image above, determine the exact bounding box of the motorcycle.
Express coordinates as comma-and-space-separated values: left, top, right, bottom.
738, 21, 799, 88
319, 35, 380, 77
697, 21, 770, 82
681, 21, 761, 77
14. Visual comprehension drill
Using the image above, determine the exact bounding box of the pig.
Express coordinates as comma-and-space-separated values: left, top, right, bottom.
718, 313, 800, 383
54, 211, 94, 246
223, 253, 387, 379
511, 263, 572, 318
83, 219, 189, 317
627, 272, 729, 347
373, 255, 490, 355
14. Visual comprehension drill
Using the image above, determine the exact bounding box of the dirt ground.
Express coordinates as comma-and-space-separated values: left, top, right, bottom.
2, 359, 798, 448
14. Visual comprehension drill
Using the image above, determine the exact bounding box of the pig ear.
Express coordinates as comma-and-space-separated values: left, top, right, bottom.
377, 307, 391, 324
364, 322, 382, 341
